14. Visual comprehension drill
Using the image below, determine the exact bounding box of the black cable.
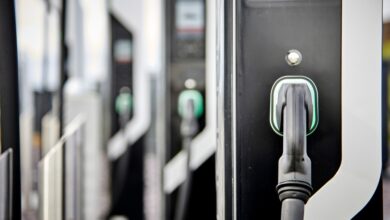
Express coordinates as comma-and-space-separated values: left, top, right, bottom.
174, 100, 198, 220
111, 98, 132, 211
111, 133, 132, 209
174, 137, 193, 220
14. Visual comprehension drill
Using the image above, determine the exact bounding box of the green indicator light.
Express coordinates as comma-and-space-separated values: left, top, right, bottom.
115, 92, 133, 115
178, 90, 204, 118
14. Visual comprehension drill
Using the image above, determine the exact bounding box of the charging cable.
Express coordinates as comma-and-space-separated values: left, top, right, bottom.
270, 76, 319, 220
174, 89, 203, 220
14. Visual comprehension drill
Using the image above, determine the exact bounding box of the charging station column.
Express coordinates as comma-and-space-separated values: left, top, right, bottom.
0, 1, 21, 219
163, 0, 217, 219
216, 0, 383, 219
108, 8, 144, 220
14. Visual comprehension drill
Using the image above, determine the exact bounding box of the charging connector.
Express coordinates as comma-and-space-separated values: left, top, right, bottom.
115, 87, 133, 129
270, 76, 319, 220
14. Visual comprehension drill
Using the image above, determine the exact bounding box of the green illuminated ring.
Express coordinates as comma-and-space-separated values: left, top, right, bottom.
269, 75, 319, 136
178, 89, 204, 118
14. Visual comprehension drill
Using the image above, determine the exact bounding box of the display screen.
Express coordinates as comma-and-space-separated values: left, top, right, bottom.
174, 0, 205, 59
114, 39, 132, 64
175, 1, 204, 40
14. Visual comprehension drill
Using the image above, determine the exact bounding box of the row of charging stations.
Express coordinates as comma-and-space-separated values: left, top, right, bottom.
15, 0, 113, 218
106, 0, 218, 219
14, 0, 151, 219
2, 0, 385, 219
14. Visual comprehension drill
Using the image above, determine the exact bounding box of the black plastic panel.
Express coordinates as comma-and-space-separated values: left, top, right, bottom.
224, 0, 383, 219
110, 15, 133, 135
0, 1, 21, 218
109, 15, 145, 220
109, 137, 145, 219
165, 0, 215, 219
233, 1, 342, 219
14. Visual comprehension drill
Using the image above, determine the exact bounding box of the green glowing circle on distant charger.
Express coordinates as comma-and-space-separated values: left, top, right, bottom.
178, 90, 204, 118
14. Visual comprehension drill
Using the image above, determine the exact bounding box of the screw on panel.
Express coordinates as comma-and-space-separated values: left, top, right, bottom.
285, 49, 302, 66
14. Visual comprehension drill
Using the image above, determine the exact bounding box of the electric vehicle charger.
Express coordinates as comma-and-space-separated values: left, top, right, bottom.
175, 89, 204, 220
270, 76, 319, 220
111, 89, 133, 210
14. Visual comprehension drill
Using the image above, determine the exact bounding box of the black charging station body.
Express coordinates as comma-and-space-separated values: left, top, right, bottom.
164, 0, 216, 219
219, 0, 382, 219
